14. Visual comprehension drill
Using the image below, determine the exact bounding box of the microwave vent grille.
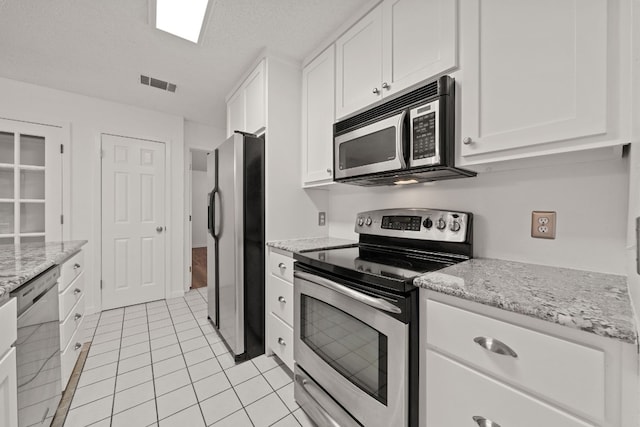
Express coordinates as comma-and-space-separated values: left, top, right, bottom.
335, 79, 441, 134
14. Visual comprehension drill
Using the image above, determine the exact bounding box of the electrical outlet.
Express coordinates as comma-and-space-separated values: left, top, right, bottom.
531, 211, 556, 239
318, 211, 326, 226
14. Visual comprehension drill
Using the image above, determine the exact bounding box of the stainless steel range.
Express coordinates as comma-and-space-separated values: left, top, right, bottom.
293, 208, 473, 427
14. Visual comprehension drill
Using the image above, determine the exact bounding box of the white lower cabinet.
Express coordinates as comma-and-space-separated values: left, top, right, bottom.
420, 290, 639, 427
0, 298, 18, 427
266, 248, 295, 371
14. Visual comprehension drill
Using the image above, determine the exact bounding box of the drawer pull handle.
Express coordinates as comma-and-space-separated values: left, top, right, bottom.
278, 262, 286, 270
278, 337, 286, 346
73, 288, 82, 295
74, 313, 82, 321
473, 416, 501, 427
74, 342, 82, 350
278, 296, 286, 304
473, 337, 518, 358
73, 263, 81, 270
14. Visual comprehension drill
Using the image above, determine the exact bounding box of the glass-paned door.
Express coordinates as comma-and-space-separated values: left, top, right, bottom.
0, 119, 63, 245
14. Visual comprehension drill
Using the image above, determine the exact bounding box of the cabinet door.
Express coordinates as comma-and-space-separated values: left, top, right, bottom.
302, 46, 335, 186
245, 61, 266, 135
226, 90, 245, 138
0, 348, 18, 427
335, 5, 383, 119
459, 0, 607, 158
382, 0, 457, 96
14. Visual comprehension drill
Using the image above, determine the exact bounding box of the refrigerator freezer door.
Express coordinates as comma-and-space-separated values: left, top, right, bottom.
217, 134, 245, 356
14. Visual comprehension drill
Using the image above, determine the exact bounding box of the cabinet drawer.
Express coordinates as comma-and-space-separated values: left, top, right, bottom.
267, 275, 293, 326
59, 272, 85, 321
426, 300, 605, 421
0, 298, 17, 352
60, 296, 85, 351
59, 250, 84, 292
426, 350, 594, 427
269, 251, 294, 283
61, 316, 85, 390
268, 313, 293, 371
0, 347, 18, 427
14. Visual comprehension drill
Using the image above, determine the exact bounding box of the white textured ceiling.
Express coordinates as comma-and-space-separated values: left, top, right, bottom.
0, 0, 370, 128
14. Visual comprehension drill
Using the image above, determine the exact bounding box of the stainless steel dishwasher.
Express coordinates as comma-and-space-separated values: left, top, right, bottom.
10, 266, 62, 427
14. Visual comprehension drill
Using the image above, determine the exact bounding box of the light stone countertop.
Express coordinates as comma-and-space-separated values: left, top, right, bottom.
267, 237, 357, 254
0, 240, 88, 304
415, 258, 637, 344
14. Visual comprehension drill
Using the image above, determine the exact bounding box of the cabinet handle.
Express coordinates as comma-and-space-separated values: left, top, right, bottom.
74, 313, 82, 321
382, 82, 390, 90
473, 416, 501, 427
473, 337, 518, 358
74, 288, 82, 295
73, 263, 81, 270
74, 342, 82, 350
326, 168, 332, 174
278, 296, 286, 304
463, 137, 473, 145
278, 337, 286, 346
372, 87, 380, 95
278, 262, 286, 270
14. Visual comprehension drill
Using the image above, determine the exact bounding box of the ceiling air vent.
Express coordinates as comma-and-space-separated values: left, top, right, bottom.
140, 74, 177, 93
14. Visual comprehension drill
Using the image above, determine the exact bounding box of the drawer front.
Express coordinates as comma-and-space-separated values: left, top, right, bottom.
0, 298, 17, 352
59, 272, 85, 320
268, 313, 294, 371
426, 350, 594, 427
426, 300, 605, 421
59, 250, 84, 292
269, 251, 294, 283
61, 316, 85, 390
268, 275, 294, 326
60, 296, 85, 351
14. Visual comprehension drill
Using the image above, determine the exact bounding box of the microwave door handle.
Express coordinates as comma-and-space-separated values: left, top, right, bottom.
396, 109, 407, 169
294, 271, 401, 314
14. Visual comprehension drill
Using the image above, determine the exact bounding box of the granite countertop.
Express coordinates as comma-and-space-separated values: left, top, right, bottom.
267, 237, 357, 254
415, 258, 637, 344
0, 240, 88, 304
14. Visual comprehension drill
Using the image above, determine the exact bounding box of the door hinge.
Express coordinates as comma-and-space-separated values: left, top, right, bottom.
60, 214, 64, 225
189, 215, 192, 221
100, 149, 104, 159
60, 144, 64, 154
100, 280, 103, 290
189, 266, 192, 272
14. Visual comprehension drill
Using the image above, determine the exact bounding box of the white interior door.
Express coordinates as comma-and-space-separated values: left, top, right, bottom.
101, 134, 166, 310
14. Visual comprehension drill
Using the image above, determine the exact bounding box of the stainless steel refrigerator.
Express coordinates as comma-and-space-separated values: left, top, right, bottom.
207, 131, 265, 361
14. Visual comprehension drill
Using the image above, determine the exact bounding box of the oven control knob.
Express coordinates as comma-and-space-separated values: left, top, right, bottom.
436, 218, 447, 230
422, 218, 433, 229
357, 217, 364, 226
450, 221, 461, 232
365, 217, 372, 226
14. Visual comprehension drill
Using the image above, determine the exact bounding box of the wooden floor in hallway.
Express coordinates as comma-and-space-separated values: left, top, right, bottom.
192, 247, 207, 289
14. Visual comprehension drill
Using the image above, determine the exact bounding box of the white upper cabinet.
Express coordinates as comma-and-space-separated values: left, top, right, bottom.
302, 45, 335, 187
458, 0, 629, 163
226, 60, 266, 137
336, 0, 457, 119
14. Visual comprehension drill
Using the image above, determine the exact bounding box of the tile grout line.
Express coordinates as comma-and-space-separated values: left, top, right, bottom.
144, 303, 161, 426
109, 309, 125, 427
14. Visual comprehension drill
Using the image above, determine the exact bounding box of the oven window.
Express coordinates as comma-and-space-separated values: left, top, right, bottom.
339, 127, 396, 170
300, 295, 388, 405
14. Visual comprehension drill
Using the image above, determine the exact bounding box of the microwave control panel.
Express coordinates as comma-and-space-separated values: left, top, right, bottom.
410, 100, 441, 167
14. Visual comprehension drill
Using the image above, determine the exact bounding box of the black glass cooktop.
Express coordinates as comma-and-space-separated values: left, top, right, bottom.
294, 245, 457, 294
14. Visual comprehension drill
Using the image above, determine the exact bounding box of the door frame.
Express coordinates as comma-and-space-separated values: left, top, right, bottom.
98, 132, 170, 310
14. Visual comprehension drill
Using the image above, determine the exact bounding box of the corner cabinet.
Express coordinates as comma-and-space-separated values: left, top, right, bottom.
335, 0, 457, 119
420, 291, 639, 427
302, 45, 335, 187
226, 60, 266, 137
458, 0, 631, 164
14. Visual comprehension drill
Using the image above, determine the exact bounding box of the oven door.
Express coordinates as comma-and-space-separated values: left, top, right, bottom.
334, 111, 407, 180
294, 270, 408, 427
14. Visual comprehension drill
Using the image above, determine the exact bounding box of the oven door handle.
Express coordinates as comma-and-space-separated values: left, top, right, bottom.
294, 271, 401, 314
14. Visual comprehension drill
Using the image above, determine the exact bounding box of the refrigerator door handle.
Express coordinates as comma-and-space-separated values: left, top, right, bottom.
213, 190, 221, 239
208, 190, 215, 238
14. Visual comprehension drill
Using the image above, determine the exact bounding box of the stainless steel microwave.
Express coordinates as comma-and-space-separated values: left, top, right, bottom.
333, 76, 476, 186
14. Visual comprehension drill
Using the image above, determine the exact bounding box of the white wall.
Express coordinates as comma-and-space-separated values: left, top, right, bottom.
0, 76, 185, 314
191, 170, 209, 248
328, 156, 629, 275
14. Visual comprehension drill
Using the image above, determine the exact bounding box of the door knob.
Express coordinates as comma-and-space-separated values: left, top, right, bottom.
156, 226, 163, 232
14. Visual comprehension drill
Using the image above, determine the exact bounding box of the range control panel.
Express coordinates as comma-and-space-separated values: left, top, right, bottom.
355, 208, 471, 243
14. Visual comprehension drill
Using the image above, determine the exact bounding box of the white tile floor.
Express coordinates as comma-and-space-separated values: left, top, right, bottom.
64, 288, 316, 427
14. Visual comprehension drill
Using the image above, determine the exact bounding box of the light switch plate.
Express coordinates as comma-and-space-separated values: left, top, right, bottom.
531, 211, 556, 239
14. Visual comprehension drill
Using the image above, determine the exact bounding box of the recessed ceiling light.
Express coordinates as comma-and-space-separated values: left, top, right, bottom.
155, 0, 209, 43
394, 179, 419, 185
